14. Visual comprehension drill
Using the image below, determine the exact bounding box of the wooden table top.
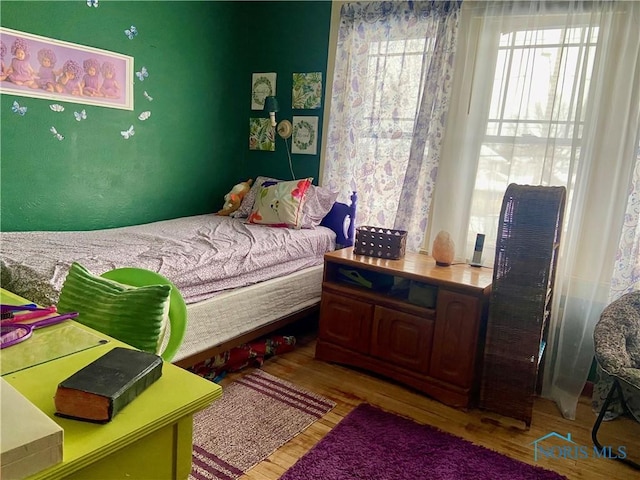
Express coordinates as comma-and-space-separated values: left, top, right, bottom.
325, 249, 494, 294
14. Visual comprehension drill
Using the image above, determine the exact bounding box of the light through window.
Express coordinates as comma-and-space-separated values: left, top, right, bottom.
468, 23, 599, 255
356, 38, 435, 223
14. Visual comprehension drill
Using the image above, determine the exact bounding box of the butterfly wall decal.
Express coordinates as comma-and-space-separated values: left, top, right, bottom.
86, 0, 98, 7
125, 26, 138, 40
138, 111, 151, 121
12, 101, 27, 116
121, 125, 135, 139
74, 110, 87, 121
50, 126, 64, 141
136, 66, 148, 82
50, 104, 65, 112
143, 91, 153, 101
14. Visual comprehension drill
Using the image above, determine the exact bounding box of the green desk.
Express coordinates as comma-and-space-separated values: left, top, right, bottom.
1, 289, 222, 479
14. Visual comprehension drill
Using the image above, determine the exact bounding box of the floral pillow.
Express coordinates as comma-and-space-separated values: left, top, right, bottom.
248, 178, 313, 229
230, 176, 280, 219
231, 175, 337, 228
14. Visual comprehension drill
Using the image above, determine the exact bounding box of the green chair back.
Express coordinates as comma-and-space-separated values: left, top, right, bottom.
101, 268, 187, 362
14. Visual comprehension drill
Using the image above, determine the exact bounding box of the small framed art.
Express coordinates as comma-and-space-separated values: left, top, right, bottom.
291, 116, 318, 155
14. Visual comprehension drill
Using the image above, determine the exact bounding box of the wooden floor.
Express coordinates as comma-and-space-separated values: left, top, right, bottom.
218, 324, 638, 480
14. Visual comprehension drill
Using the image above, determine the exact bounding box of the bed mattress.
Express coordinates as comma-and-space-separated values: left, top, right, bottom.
0, 214, 336, 306
175, 265, 323, 362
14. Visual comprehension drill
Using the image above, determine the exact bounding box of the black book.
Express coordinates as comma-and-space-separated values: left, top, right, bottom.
54, 347, 162, 423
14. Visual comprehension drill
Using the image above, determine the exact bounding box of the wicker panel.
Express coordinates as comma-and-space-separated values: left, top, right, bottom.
479, 183, 566, 427
481, 353, 537, 425
481, 353, 538, 392
483, 325, 544, 360
493, 185, 565, 286
485, 296, 548, 330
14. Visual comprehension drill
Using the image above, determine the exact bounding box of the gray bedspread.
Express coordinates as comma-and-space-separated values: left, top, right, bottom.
0, 214, 336, 306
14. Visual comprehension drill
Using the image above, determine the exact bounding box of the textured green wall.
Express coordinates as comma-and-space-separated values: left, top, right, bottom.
1, 1, 331, 232
242, 1, 332, 184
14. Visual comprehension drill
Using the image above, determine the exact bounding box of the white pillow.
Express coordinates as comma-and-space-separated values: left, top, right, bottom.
301, 185, 339, 228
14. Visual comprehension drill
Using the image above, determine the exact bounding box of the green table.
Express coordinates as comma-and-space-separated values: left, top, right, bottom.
1, 289, 222, 479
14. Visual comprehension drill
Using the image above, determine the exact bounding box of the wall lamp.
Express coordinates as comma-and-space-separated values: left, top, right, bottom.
263, 95, 296, 179
263, 96, 292, 139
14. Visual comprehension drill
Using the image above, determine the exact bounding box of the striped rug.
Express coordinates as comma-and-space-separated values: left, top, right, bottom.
189, 369, 335, 480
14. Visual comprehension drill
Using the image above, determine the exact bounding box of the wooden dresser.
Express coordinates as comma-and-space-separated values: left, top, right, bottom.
315, 249, 493, 408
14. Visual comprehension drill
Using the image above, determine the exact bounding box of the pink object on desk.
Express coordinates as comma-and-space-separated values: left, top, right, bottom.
1, 305, 58, 323
0, 312, 79, 348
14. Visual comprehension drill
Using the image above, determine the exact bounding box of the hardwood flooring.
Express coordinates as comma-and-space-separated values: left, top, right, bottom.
217, 324, 638, 480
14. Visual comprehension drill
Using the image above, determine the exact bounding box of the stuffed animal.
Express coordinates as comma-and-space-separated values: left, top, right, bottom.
216, 179, 253, 216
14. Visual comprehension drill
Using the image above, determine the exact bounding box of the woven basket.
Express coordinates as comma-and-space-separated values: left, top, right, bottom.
354, 226, 407, 260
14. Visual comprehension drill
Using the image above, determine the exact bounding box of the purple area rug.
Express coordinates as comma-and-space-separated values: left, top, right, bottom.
280, 403, 567, 480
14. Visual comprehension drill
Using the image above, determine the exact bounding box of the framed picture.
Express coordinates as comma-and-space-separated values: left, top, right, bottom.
292, 72, 322, 109
251, 72, 276, 110
0, 27, 134, 110
249, 118, 275, 151
291, 116, 318, 155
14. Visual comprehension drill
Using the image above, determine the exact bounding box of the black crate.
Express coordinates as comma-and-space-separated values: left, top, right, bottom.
354, 226, 407, 260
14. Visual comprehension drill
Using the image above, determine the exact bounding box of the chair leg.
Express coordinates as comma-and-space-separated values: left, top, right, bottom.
592, 379, 640, 470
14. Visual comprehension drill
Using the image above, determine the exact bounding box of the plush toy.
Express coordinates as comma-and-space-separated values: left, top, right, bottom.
216, 179, 253, 216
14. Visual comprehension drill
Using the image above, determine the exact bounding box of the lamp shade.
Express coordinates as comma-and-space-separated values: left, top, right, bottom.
264, 96, 279, 113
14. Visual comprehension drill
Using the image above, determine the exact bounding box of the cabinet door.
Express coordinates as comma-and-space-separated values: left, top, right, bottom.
319, 290, 373, 354
429, 290, 480, 388
370, 306, 433, 373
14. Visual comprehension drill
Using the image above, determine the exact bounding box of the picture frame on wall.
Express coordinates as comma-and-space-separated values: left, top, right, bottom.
291, 116, 318, 155
251, 72, 276, 110
0, 27, 134, 111
292, 72, 322, 109
249, 118, 275, 151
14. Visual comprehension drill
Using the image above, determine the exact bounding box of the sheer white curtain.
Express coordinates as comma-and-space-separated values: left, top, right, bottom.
431, 0, 640, 419
322, 1, 461, 251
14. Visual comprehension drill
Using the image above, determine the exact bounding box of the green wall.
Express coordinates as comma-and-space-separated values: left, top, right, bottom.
242, 1, 332, 184
0, 1, 332, 232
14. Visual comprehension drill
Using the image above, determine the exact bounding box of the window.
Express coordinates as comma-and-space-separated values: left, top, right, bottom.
355, 37, 436, 220
326, 0, 640, 422
468, 23, 599, 256
323, 1, 457, 251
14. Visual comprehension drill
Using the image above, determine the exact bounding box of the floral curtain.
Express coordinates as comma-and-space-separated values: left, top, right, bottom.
420, 0, 639, 420
591, 146, 640, 421
322, 1, 461, 251
610, 155, 640, 298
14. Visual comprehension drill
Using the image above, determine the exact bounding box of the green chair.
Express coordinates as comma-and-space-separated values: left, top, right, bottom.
100, 268, 187, 362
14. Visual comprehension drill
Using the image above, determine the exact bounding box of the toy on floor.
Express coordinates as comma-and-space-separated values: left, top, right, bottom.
216, 179, 253, 216
190, 335, 296, 382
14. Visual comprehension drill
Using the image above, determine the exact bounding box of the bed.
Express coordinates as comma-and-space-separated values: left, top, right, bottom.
0, 179, 357, 368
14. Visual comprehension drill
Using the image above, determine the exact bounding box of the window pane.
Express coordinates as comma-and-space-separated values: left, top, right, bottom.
468, 23, 598, 260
